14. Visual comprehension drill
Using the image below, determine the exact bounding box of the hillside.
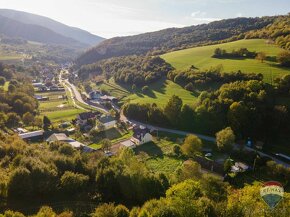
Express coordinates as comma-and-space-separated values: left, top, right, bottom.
0, 14, 85, 48
162, 39, 290, 82
0, 9, 105, 46
76, 16, 276, 66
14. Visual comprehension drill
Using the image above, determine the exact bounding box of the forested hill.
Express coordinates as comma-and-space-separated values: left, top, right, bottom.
0, 14, 84, 48
76, 16, 276, 66
0, 9, 105, 46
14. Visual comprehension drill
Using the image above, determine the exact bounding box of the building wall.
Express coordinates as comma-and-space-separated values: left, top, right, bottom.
140, 133, 153, 145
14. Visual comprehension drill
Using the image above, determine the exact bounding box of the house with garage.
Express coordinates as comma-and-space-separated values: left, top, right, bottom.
131, 125, 153, 145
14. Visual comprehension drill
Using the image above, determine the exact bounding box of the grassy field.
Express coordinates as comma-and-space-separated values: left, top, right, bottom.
42, 108, 83, 122
161, 39, 290, 83
135, 139, 184, 174
94, 78, 198, 107
124, 79, 198, 107
38, 90, 83, 123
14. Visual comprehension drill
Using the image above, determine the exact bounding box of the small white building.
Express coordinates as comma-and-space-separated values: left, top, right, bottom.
132, 125, 153, 145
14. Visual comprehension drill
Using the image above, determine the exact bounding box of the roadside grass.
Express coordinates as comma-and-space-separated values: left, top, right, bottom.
161, 39, 290, 83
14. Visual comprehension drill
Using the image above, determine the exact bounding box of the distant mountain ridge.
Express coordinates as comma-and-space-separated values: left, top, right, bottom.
0, 9, 104, 47
76, 16, 277, 66
0, 14, 85, 47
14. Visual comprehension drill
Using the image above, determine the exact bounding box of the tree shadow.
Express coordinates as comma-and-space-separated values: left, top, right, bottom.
265, 56, 277, 63
135, 92, 144, 98
134, 142, 163, 157
143, 89, 157, 98
149, 77, 167, 95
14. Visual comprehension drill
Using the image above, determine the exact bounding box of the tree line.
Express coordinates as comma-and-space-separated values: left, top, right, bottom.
0, 63, 39, 130
78, 55, 173, 86
212, 47, 257, 58
124, 78, 290, 144
167, 65, 263, 91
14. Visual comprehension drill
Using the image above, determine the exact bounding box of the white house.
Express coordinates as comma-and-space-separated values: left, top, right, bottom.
131, 125, 153, 145
98, 115, 116, 130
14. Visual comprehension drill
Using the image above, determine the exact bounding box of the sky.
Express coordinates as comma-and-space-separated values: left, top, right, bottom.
0, 0, 289, 38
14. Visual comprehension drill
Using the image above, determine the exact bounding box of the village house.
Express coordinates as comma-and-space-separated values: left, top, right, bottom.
46, 133, 94, 152
131, 125, 153, 145
98, 115, 116, 130
89, 90, 102, 100
77, 111, 100, 126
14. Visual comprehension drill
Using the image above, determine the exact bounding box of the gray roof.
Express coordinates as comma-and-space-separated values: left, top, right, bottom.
99, 115, 115, 124
46, 133, 74, 142
19, 130, 44, 139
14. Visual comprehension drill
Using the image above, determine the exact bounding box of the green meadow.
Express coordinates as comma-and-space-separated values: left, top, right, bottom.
124, 79, 198, 107
161, 39, 290, 83
94, 78, 197, 107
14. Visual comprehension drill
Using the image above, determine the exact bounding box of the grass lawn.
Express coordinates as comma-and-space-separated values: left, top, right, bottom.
93, 77, 198, 107
39, 100, 72, 110
88, 128, 131, 148
161, 39, 290, 83
3, 81, 9, 91
146, 156, 183, 174
134, 139, 184, 174
89, 143, 102, 149
38, 89, 86, 123
42, 108, 83, 123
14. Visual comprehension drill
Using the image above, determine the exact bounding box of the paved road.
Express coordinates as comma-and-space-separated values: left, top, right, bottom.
61, 71, 289, 168
60, 71, 108, 114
